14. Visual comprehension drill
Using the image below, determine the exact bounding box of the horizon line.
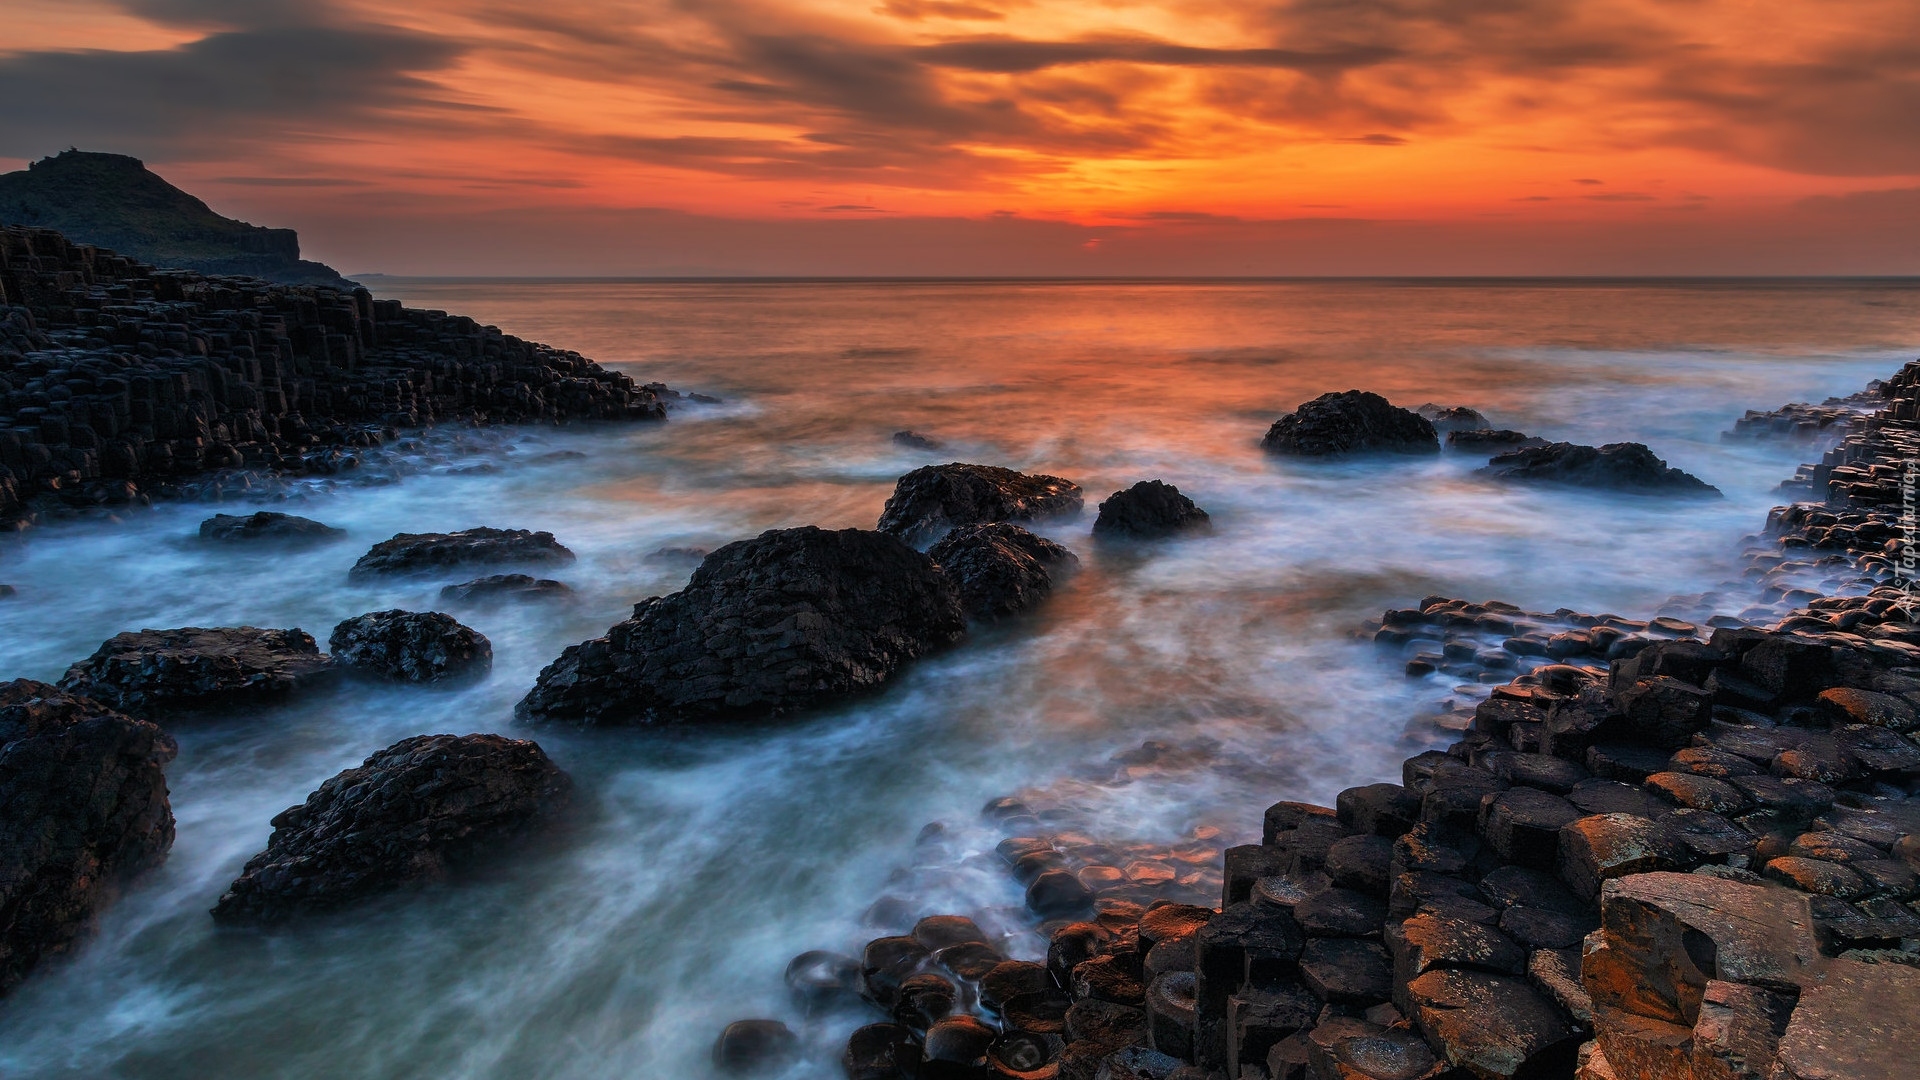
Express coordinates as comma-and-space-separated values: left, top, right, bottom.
350, 273, 1920, 285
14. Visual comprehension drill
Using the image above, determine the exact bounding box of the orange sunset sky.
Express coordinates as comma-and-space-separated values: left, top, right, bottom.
5, 0, 1920, 275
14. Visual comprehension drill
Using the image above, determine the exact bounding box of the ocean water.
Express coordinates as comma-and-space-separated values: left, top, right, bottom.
0, 279, 1916, 1078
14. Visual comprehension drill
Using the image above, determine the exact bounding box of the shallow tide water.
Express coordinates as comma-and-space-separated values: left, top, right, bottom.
1, 279, 1917, 1078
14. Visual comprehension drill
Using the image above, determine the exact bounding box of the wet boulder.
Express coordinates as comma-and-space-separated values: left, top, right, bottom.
1417, 403, 1493, 433
328, 610, 492, 682
516, 527, 966, 725
210, 733, 570, 923
927, 522, 1078, 621
348, 527, 575, 579
197, 511, 345, 545
711, 1019, 798, 1075
1091, 480, 1212, 539
58, 626, 334, 713
893, 430, 941, 451
1261, 391, 1440, 457
1480, 442, 1721, 496
0, 680, 176, 997
439, 574, 572, 603
875, 463, 1084, 545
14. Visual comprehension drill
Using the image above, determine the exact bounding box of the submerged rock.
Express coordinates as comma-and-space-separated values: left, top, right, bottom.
712, 1019, 799, 1075
516, 527, 966, 725
210, 733, 569, 924
1447, 429, 1548, 451
197, 511, 345, 545
348, 528, 575, 579
928, 522, 1078, 622
876, 463, 1083, 545
0, 680, 176, 997
59, 626, 334, 713
328, 611, 492, 682
1480, 442, 1720, 495
1092, 480, 1211, 539
1262, 391, 1440, 457
1417, 404, 1493, 433
893, 430, 942, 451
439, 574, 572, 602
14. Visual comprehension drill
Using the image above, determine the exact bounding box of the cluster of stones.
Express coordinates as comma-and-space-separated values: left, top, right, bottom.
794, 616, 1920, 1079
1776, 360, 1920, 520
518, 464, 1211, 726
1262, 390, 1717, 495
0, 518, 596, 994
1725, 384, 1883, 443
0, 225, 667, 528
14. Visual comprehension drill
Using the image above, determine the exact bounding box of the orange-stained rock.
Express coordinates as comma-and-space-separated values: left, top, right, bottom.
1403, 969, 1581, 1079
1558, 813, 1687, 900
1591, 1003, 1693, 1080
1584, 872, 1820, 1028
1690, 979, 1793, 1080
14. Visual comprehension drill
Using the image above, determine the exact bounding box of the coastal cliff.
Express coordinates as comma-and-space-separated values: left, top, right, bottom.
0, 151, 354, 289
0, 224, 666, 528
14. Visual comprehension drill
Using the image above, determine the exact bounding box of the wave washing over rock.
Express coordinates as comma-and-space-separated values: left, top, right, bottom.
0, 225, 667, 528
731, 366, 1920, 1080
3, 277, 1918, 1080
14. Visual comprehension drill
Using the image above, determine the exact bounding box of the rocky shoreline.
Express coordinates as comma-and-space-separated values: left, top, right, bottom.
4, 300, 1920, 1078
734, 373, 1920, 1079
0, 224, 670, 530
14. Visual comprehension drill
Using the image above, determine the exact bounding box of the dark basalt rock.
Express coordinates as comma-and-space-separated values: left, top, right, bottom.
0, 225, 668, 530
893, 430, 941, 450
0, 680, 176, 997
1479, 441, 1721, 496
876, 463, 1084, 545
197, 511, 344, 545
711, 1019, 798, 1075
58, 626, 334, 713
328, 610, 492, 682
1261, 391, 1440, 457
1447, 429, 1548, 451
210, 733, 569, 923
349, 528, 575, 579
1091, 480, 1212, 539
516, 527, 966, 725
439, 574, 572, 603
1416, 404, 1492, 433
927, 522, 1078, 621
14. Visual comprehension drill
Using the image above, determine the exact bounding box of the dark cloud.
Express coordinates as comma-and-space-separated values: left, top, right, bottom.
913, 36, 1397, 74
0, 12, 465, 160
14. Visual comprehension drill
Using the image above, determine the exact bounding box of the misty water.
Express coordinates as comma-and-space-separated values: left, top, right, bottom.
2, 280, 1917, 1078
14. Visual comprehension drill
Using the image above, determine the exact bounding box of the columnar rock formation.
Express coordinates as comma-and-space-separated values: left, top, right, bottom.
0, 225, 667, 528
801, 362, 1920, 1080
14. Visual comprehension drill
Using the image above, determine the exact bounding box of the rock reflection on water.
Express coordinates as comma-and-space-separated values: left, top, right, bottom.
0, 280, 1916, 1078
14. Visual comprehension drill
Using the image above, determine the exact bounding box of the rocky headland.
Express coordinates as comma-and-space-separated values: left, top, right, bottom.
0, 223, 668, 530
0, 151, 355, 288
